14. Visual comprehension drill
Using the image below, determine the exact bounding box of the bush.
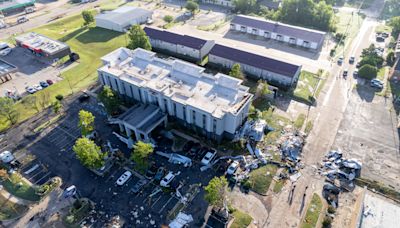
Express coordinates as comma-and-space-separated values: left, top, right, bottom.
163, 15, 174, 23
327, 205, 336, 214
322, 216, 332, 228
386, 51, 396, 66
358, 64, 377, 80
55, 94, 64, 101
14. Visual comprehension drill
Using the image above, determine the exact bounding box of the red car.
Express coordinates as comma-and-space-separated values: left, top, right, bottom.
46, 79, 54, 85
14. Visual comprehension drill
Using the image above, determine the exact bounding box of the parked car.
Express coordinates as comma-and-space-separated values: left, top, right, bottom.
79, 92, 90, 102
145, 164, 158, 179
25, 86, 36, 94
201, 151, 217, 166
146, 18, 153, 25
39, 81, 49, 88
356, 62, 361, 68
130, 179, 147, 194
0, 42, 11, 56
17, 16, 29, 24
371, 79, 384, 85
353, 70, 358, 77
337, 56, 344, 65
370, 81, 383, 89
376, 35, 385, 42
116, 171, 132, 186
46, 79, 54, 85
0, 151, 15, 163
25, 7, 35, 14
154, 167, 165, 181
381, 32, 389, 38
227, 161, 239, 175
160, 171, 176, 187
343, 69, 348, 77
349, 56, 355, 64
33, 85, 43, 91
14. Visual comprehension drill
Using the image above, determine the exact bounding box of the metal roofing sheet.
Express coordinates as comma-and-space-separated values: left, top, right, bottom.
144, 27, 208, 50
231, 15, 325, 44
209, 44, 300, 78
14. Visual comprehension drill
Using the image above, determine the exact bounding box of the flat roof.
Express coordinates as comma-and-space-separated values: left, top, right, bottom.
0, 0, 35, 11
232, 15, 326, 44
0, 59, 18, 77
99, 48, 253, 118
360, 192, 400, 228
14, 32, 69, 55
209, 44, 301, 78
95, 6, 152, 25
144, 27, 209, 50
118, 103, 166, 133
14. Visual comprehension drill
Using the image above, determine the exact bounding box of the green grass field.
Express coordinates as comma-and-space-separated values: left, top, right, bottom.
231, 209, 253, 228
293, 71, 321, 104
248, 165, 278, 195
0, 12, 126, 132
334, 10, 364, 58
301, 193, 323, 228
0, 194, 28, 221
2, 174, 40, 201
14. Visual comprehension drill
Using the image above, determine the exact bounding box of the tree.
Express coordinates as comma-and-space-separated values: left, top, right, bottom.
131, 141, 154, 172
229, 63, 244, 79
78, 110, 95, 136
233, 0, 257, 14
258, 80, 272, 96
55, 94, 64, 101
98, 86, 121, 115
127, 25, 152, 51
0, 97, 19, 125
22, 95, 40, 113
204, 176, 228, 208
82, 10, 94, 26
386, 51, 396, 66
52, 100, 62, 114
163, 15, 174, 23
358, 64, 377, 80
185, 1, 199, 14
360, 44, 384, 67
73, 137, 106, 169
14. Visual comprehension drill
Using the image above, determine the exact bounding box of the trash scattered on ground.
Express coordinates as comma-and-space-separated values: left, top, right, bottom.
169, 212, 193, 228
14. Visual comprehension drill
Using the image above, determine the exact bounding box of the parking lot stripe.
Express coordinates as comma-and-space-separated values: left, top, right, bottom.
34, 171, 52, 185
158, 196, 174, 214
151, 195, 162, 208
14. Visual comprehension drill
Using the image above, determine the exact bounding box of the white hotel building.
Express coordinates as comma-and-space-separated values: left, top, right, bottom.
98, 48, 253, 142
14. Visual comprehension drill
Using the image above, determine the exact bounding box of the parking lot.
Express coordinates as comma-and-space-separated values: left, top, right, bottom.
0, 47, 62, 97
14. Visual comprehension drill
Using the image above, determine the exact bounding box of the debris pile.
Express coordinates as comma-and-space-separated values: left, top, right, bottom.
278, 126, 305, 163
235, 119, 270, 142
319, 150, 362, 207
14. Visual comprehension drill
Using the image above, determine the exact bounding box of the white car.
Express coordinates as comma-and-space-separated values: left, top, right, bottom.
227, 161, 239, 175
33, 85, 43, 91
160, 171, 175, 187
0, 42, 11, 56
25, 86, 36, 94
0, 151, 15, 163
201, 151, 217, 166
116, 171, 132, 186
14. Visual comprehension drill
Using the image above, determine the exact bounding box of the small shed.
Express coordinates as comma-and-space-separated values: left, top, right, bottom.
95, 6, 153, 32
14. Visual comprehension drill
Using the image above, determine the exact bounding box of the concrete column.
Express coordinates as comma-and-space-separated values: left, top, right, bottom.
119, 123, 124, 133
134, 130, 141, 141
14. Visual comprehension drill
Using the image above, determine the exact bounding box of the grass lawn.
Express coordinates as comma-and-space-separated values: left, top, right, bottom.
2, 173, 40, 201
248, 164, 278, 195
231, 209, 253, 228
0, 194, 28, 221
377, 67, 387, 81
261, 108, 292, 144
305, 120, 313, 134
301, 193, 323, 228
334, 10, 364, 58
375, 25, 392, 34
294, 113, 306, 130
0, 12, 126, 132
272, 179, 285, 193
293, 71, 320, 104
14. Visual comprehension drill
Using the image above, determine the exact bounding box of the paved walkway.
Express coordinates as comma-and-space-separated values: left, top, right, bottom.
0, 189, 32, 205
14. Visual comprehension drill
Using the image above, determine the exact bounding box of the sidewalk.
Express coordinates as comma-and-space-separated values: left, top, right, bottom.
0, 189, 32, 205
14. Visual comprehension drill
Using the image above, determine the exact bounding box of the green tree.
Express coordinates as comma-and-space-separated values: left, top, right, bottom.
185, 1, 199, 14
82, 10, 94, 26
21, 95, 40, 113
130, 141, 154, 172
127, 25, 152, 51
204, 176, 228, 208
73, 137, 106, 169
258, 80, 272, 96
233, 0, 257, 14
0, 97, 19, 125
98, 86, 121, 115
78, 110, 95, 136
229, 63, 244, 79
358, 64, 377, 80
55, 94, 64, 101
360, 44, 384, 67
389, 16, 400, 39
52, 100, 62, 114
163, 15, 174, 23
386, 51, 396, 66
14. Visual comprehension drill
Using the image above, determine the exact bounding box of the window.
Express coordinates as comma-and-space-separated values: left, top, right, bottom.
183, 107, 186, 121
138, 89, 142, 102
164, 99, 168, 112
192, 110, 196, 122
213, 119, 217, 132
173, 103, 177, 115
202, 114, 206, 128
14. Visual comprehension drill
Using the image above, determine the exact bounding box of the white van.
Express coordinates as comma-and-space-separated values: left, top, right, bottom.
0, 42, 11, 56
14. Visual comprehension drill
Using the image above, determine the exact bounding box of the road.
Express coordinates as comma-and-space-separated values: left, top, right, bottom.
0, 0, 105, 40
265, 10, 384, 227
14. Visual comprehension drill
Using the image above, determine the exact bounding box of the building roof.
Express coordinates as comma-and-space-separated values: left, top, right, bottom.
144, 27, 209, 50
0, 0, 35, 11
14, 32, 69, 55
95, 6, 152, 26
99, 48, 253, 118
118, 103, 166, 133
0, 59, 18, 77
209, 44, 301, 78
231, 15, 326, 44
